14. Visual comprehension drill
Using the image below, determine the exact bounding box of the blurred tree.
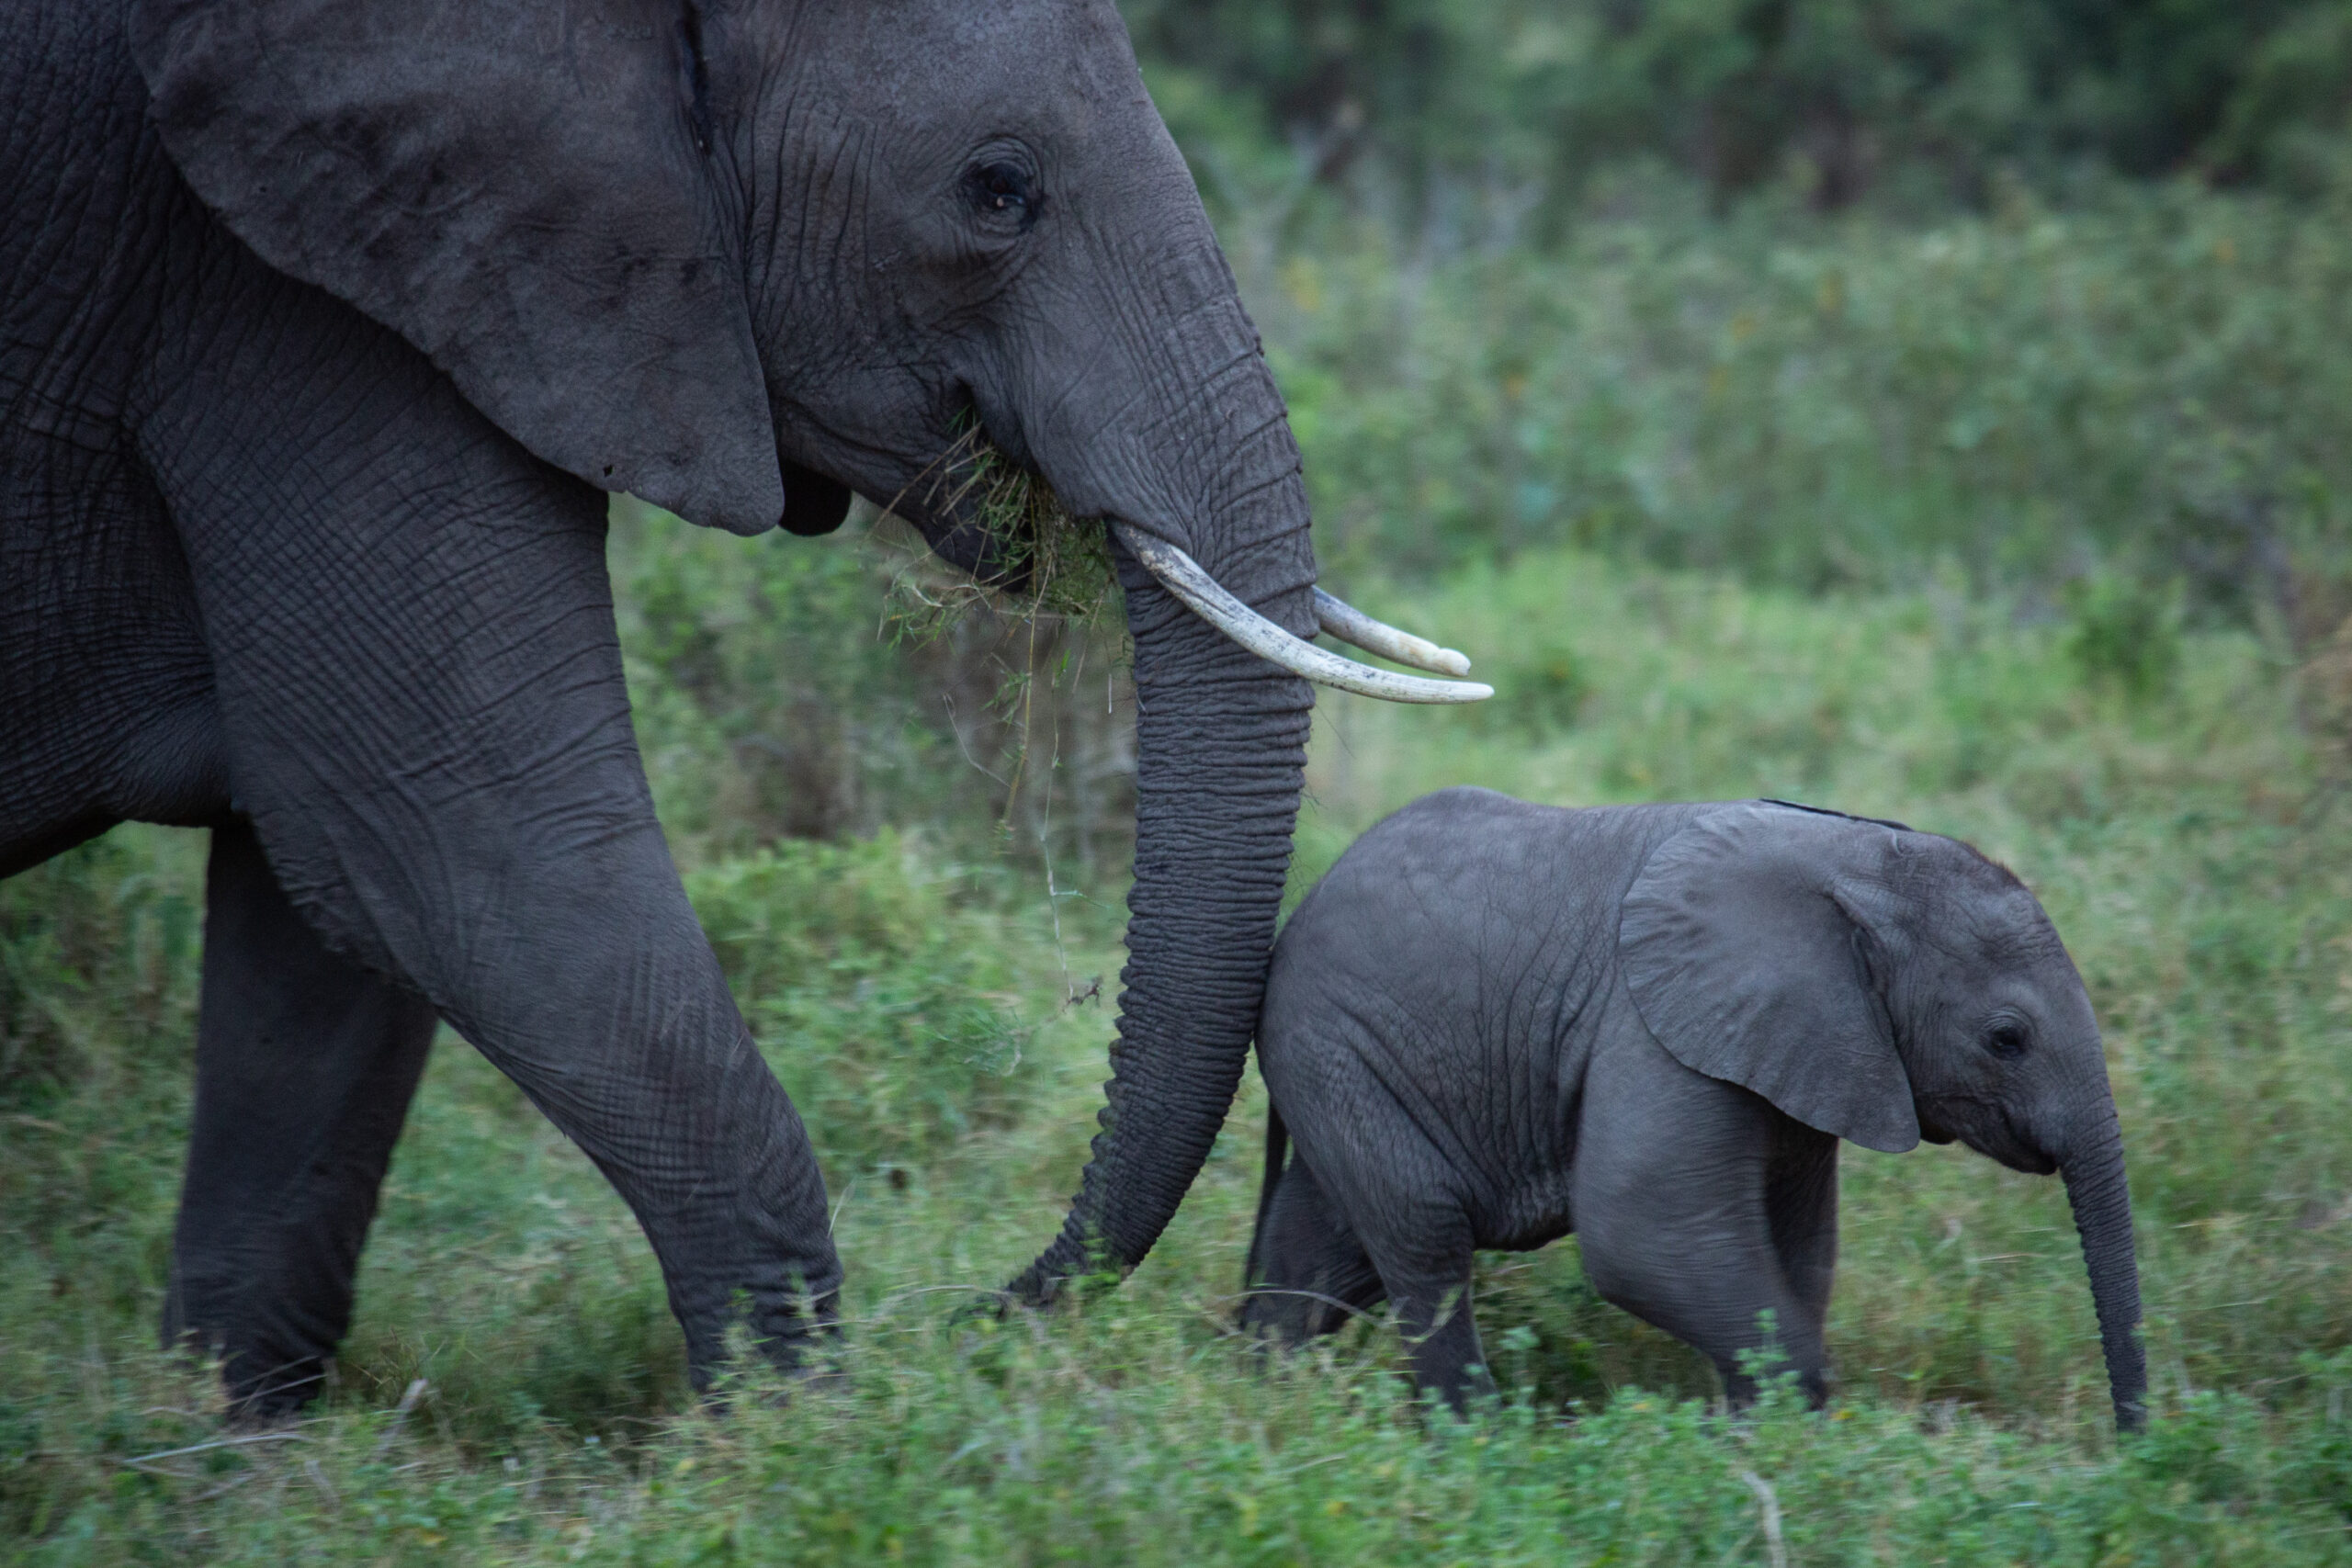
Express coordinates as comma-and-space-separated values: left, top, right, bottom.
1123, 0, 2352, 219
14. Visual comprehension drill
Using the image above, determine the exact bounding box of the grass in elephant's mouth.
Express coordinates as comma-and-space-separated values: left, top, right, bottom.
880, 420, 1117, 640
871, 422, 1123, 832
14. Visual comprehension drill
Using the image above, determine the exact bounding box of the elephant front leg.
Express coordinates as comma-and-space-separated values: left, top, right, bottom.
142, 299, 841, 1388
1764, 1122, 1839, 1344
1577, 1198, 1829, 1408
1572, 1066, 1832, 1408
452, 881, 843, 1379
166, 816, 438, 1420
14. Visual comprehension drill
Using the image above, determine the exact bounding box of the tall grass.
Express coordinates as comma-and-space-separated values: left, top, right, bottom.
615, 501, 1137, 882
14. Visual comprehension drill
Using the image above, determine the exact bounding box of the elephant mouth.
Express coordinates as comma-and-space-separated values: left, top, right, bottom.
887, 424, 1494, 706
1920, 1096, 2056, 1173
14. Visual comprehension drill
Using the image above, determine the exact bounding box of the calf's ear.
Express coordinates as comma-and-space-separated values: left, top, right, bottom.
130, 0, 786, 536
1619, 803, 1920, 1154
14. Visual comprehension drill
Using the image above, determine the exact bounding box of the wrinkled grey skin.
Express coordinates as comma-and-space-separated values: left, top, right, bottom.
1243, 790, 2146, 1431
2, 0, 1317, 1416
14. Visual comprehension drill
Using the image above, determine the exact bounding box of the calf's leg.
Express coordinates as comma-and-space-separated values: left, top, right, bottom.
1573, 1059, 1830, 1407
1241, 1147, 1385, 1344
1764, 1123, 1839, 1344
1359, 1208, 1489, 1414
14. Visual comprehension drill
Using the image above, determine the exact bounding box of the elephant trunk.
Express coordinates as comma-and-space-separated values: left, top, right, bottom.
1007, 569, 1313, 1300
1006, 352, 1317, 1302
2060, 1104, 2147, 1432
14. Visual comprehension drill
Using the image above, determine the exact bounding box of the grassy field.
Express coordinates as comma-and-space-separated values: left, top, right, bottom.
7, 522, 2352, 1561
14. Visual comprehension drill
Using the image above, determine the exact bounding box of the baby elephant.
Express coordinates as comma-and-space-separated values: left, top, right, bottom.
1243, 789, 2145, 1429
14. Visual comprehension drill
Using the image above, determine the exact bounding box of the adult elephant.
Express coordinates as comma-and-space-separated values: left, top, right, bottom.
0, 0, 1487, 1416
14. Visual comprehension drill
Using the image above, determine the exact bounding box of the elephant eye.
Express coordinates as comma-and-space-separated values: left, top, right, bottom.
965, 160, 1041, 230
1983, 1021, 2030, 1060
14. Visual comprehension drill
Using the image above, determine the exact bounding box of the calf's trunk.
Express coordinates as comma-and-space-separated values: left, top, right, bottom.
2061, 1105, 2147, 1432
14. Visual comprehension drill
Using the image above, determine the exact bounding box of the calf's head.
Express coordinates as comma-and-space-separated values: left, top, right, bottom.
1619, 801, 2146, 1429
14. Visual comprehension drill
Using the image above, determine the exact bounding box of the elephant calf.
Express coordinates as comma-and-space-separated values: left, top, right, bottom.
1242, 789, 2146, 1429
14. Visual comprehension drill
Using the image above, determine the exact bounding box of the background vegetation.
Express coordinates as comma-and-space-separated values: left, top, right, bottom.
9, 2, 2352, 1561
1136, 0, 2352, 220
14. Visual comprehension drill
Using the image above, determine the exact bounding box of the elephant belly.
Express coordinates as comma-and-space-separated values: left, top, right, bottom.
1480, 1204, 1577, 1256
0, 430, 228, 876
1474, 1150, 1580, 1253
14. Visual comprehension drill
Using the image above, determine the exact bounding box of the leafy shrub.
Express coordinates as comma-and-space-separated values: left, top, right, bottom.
1473, 638, 1594, 736
685, 833, 1040, 1174
0, 834, 198, 1111
615, 502, 1136, 874
1133, 0, 2352, 219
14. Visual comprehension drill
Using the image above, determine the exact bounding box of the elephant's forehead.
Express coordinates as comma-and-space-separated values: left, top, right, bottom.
1955, 884, 2071, 964
817, 0, 1138, 118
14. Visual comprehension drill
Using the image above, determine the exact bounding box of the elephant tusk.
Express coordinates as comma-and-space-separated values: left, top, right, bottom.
1313, 588, 1474, 676
1113, 525, 1494, 705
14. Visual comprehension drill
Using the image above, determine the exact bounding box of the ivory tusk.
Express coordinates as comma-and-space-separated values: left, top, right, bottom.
1113, 525, 1493, 705
1313, 588, 1473, 676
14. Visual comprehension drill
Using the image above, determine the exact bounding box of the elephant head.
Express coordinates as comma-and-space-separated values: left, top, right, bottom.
129, 0, 1487, 1303
1620, 802, 2147, 1429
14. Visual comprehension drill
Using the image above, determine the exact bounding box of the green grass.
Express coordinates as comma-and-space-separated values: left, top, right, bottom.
7, 536, 2352, 1562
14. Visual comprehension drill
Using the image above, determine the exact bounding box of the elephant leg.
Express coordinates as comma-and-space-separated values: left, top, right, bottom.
1363, 1217, 1490, 1416
139, 289, 841, 1382
1, 431, 228, 877
1577, 1213, 1826, 1408
1573, 1060, 1830, 1408
1273, 1109, 1490, 1411
1240, 1152, 1385, 1346
164, 817, 437, 1419
1764, 1124, 1839, 1343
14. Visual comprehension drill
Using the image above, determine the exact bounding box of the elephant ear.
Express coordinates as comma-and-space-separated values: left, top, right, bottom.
1619, 803, 1920, 1154
130, 0, 785, 536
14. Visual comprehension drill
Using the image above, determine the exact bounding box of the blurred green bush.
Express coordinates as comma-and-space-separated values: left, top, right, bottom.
1258, 182, 2352, 635
615, 502, 1136, 874
686, 833, 1040, 1175
1129, 0, 2352, 220
1, 835, 198, 1113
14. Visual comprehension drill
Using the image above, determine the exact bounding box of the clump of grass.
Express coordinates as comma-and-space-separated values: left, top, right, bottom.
871, 423, 1127, 840
13, 1309, 2352, 1562
2064, 572, 2185, 703
881, 421, 1117, 639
